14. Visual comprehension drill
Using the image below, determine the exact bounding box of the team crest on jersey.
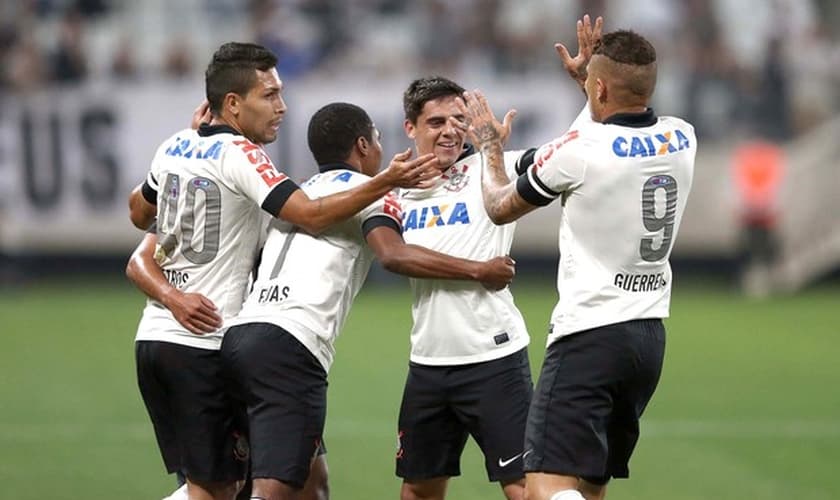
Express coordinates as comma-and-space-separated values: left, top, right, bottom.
442, 164, 469, 192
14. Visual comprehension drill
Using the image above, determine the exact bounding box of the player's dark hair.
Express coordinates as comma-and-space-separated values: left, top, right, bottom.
308, 102, 374, 168
403, 76, 465, 124
594, 30, 657, 65
205, 42, 278, 115
594, 30, 657, 99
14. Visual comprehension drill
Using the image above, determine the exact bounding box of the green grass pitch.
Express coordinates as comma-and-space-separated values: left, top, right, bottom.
1, 278, 838, 499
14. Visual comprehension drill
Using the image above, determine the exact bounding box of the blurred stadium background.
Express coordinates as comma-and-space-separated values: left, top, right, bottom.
1, 0, 838, 498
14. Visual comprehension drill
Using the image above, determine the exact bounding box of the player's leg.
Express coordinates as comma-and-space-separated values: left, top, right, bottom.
300, 448, 329, 500
451, 349, 533, 500
522, 330, 620, 500
396, 362, 468, 500
582, 319, 666, 500
221, 323, 328, 500
136, 341, 246, 500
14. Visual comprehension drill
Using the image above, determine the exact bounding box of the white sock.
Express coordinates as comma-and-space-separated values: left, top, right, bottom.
549, 490, 585, 500
161, 483, 188, 500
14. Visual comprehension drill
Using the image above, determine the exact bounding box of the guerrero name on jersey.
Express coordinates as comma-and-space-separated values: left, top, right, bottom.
400, 149, 530, 366
134, 124, 298, 350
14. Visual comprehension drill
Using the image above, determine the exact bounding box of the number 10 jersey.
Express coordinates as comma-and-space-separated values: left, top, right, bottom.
135, 125, 298, 350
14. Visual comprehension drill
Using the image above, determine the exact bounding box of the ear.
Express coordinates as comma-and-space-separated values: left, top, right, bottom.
223, 92, 241, 117
356, 135, 369, 157
596, 78, 608, 104
403, 119, 416, 139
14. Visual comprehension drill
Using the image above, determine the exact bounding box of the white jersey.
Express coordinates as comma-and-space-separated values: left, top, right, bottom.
230, 166, 402, 372
400, 150, 530, 366
516, 108, 696, 345
134, 125, 298, 350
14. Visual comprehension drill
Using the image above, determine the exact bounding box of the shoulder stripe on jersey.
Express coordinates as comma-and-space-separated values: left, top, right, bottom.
515, 148, 537, 176
141, 179, 157, 205
516, 170, 554, 207
261, 179, 300, 216
362, 215, 401, 238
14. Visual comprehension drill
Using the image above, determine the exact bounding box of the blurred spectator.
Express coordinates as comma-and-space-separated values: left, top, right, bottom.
50, 10, 88, 83
162, 38, 193, 80
731, 141, 785, 297
110, 36, 139, 81
251, 0, 322, 79
679, 0, 738, 140
7, 33, 46, 90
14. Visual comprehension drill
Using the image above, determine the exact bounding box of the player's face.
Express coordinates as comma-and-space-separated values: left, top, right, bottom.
404, 95, 466, 170
360, 126, 383, 177
238, 68, 286, 144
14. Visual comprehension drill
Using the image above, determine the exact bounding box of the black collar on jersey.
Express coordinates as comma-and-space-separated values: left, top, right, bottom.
319, 162, 357, 173
603, 108, 657, 128
458, 143, 476, 161
198, 123, 241, 137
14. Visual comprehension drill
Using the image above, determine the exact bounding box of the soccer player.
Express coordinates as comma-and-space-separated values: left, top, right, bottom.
129, 42, 438, 500
457, 25, 697, 500
219, 101, 517, 500
395, 76, 535, 500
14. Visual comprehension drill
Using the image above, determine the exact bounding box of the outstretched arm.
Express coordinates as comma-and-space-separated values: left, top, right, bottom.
126, 232, 222, 334
365, 225, 515, 291
277, 149, 440, 235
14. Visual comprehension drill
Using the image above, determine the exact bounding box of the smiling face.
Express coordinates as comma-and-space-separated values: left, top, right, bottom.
404, 95, 466, 170
235, 67, 287, 144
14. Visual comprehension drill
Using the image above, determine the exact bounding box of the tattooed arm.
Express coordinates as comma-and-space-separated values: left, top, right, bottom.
455, 91, 539, 225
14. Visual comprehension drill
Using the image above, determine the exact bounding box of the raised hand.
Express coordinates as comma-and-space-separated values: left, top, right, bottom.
478, 255, 516, 291
190, 99, 212, 130
554, 14, 603, 88
163, 289, 222, 334
381, 148, 441, 188
454, 90, 506, 151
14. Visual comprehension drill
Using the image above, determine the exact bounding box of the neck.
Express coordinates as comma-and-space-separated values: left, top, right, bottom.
210, 114, 244, 136
603, 103, 647, 116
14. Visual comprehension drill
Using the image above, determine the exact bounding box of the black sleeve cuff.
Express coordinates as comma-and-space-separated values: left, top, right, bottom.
362, 215, 402, 238
516, 172, 555, 207
261, 180, 300, 216
141, 180, 157, 205
515, 148, 538, 176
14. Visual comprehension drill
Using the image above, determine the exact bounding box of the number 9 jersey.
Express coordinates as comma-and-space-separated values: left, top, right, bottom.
135, 124, 299, 350
515, 108, 696, 345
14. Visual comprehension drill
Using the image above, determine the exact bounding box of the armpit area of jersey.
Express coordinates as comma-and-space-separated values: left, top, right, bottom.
516, 168, 557, 207
261, 180, 300, 216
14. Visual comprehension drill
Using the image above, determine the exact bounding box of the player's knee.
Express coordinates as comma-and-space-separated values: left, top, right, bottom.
400, 478, 447, 500
548, 490, 586, 500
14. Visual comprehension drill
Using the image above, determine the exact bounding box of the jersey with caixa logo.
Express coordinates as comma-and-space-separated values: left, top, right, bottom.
518, 108, 696, 346
229, 167, 402, 373
135, 125, 299, 351
399, 150, 530, 366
